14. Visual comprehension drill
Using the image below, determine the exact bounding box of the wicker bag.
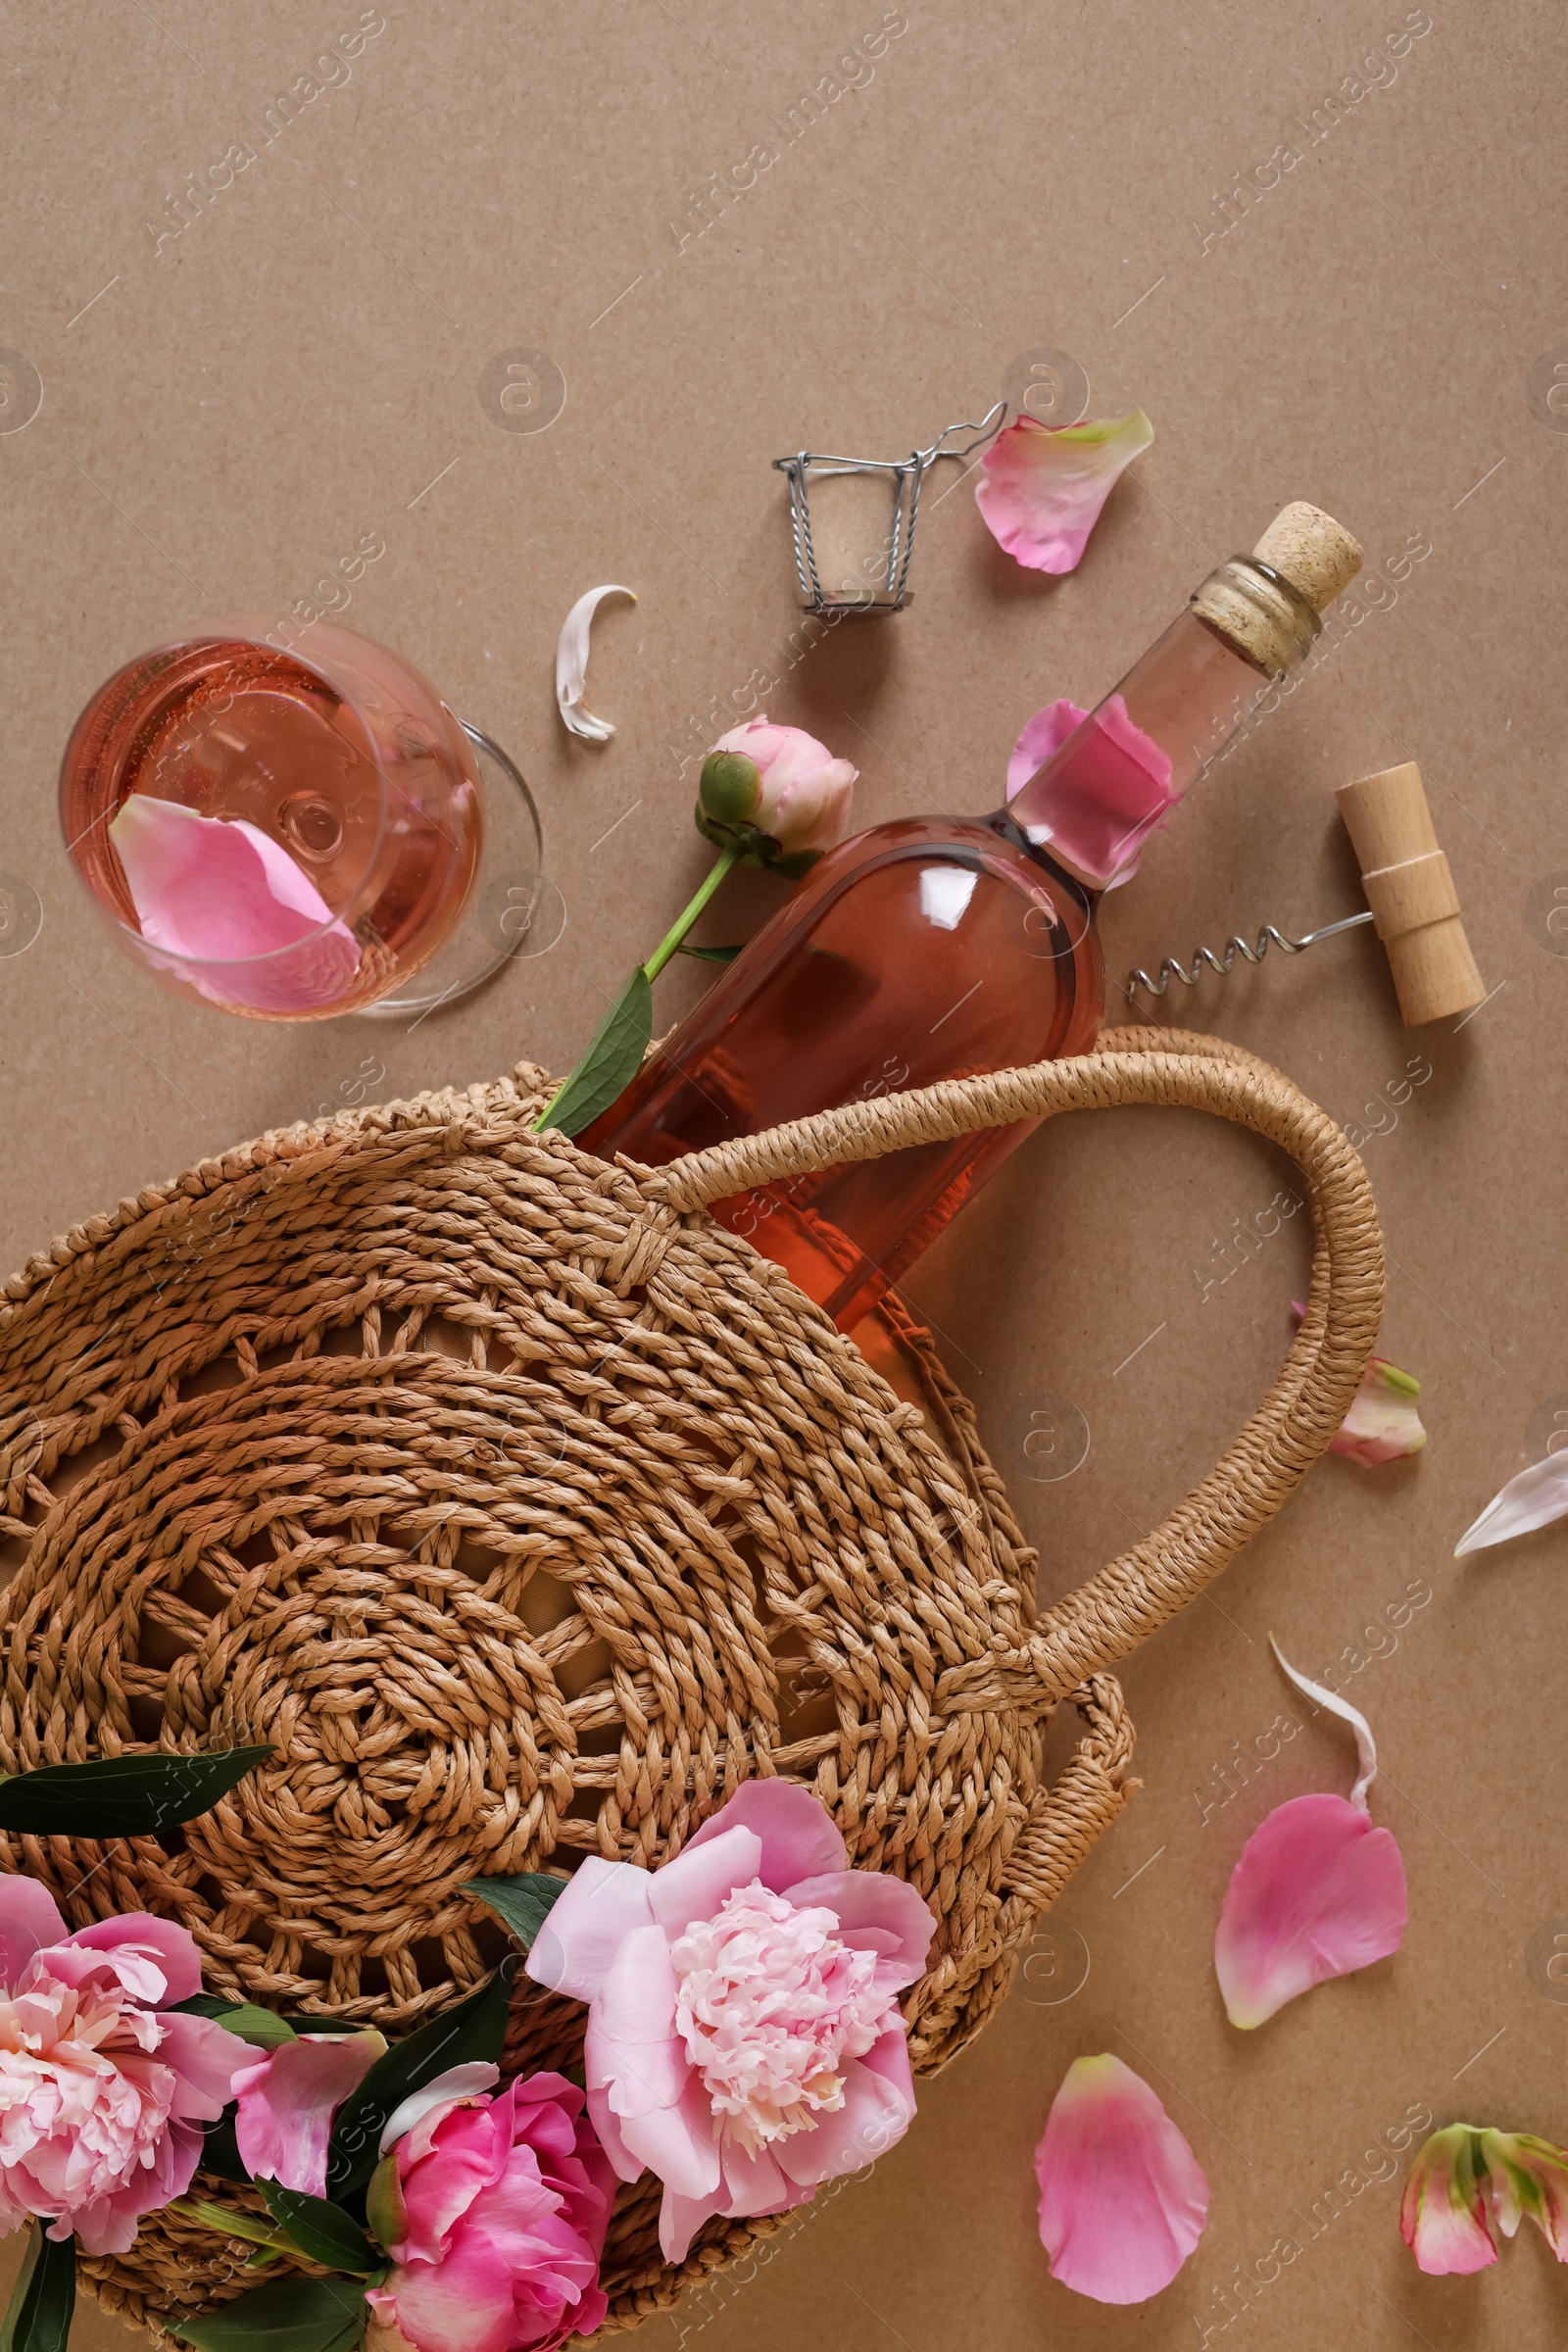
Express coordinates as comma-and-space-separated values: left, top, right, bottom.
0, 1025, 1381, 2341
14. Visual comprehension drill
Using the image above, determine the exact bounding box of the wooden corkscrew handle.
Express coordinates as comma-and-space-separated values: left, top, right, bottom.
1335, 761, 1487, 1026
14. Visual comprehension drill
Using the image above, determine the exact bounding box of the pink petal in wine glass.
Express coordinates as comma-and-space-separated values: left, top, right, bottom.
1034, 2053, 1208, 2304
109, 794, 362, 1014
975, 412, 1154, 574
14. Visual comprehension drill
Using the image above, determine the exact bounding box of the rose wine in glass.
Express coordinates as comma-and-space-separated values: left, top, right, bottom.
584, 505, 1363, 1334
60, 622, 484, 1018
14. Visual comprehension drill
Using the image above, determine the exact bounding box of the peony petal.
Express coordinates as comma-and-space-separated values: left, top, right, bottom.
377, 2062, 501, 2157
1456, 1454, 1568, 1556
376, 2230, 517, 2352
659, 2180, 733, 2267
772, 2028, 915, 2188
975, 412, 1153, 575
150, 2011, 256, 2121
525, 1853, 657, 2001
780, 1871, 937, 1989
556, 584, 636, 742
60, 1912, 205, 2003
1005, 699, 1089, 800
684, 1780, 847, 1892
1268, 1635, 1380, 1810
1332, 1355, 1427, 1467
1214, 1792, 1407, 2029
0, 1875, 68, 1986
1005, 693, 1177, 890
234, 2028, 388, 2196
1034, 2053, 1207, 2305
646, 1825, 763, 1939
1401, 2125, 1497, 2275
1478, 2128, 1568, 2259
109, 795, 362, 1013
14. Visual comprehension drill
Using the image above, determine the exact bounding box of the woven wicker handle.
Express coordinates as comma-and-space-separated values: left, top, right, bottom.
648, 1026, 1383, 1705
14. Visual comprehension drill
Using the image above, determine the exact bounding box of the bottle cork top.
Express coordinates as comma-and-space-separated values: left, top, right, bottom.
1251, 502, 1363, 612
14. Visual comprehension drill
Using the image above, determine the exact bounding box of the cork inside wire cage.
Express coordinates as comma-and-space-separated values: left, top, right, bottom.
0, 1055, 1140, 2338
772, 401, 1004, 612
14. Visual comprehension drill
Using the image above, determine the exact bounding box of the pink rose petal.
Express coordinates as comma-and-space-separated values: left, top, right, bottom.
975, 412, 1154, 574
1005, 700, 1090, 801
1214, 1791, 1407, 2029
109, 794, 361, 1014
1034, 2053, 1207, 2304
1401, 2125, 1497, 2275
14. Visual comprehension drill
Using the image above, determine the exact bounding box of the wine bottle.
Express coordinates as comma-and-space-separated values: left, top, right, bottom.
583, 503, 1362, 1334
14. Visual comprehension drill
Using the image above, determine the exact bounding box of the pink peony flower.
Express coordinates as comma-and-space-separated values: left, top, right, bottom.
365, 2073, 614, 2352
525, 1781, 936, 2263
232, 2027, 388, 2198
975, 411, 1153, 574
697, 718, 858, 869
1034, 2054, 1208, 2303
0, 1874, 249, 2255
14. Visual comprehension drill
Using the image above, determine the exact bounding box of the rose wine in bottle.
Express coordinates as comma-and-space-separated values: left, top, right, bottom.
583, 503, 1361, 1331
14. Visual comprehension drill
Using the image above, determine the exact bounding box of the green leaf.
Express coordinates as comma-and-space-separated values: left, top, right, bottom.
532, 966, 652, 1139
325, 1959, 516, 2198
202, 2101, 251, 2183
170, 2277, 368, 2352
676, 943, 743, 963
1, 2226, 74, 2352
173, 1998, 298, 2048
171, 2200, 290, 2253
462, 1870, 567, 1951
0, 1747, 271, 1837
258, 2185, 379, 2278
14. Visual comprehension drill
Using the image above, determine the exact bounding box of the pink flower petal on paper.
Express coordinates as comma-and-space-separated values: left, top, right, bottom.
1034, 2054, 1207, 2304
1332, 1356, 1427, 1467
1005, 700, 1089, 800
232, 2029, 387, 2196
1480, 2127, 1568, 2259
683, 1780, 848, 1893
1401, 2125, 1497, 2275
109, 794, 361, 1013
1455, 1454, 1568, 1556
1214, 1792, 1407, 2029
975, 412, 1154, 574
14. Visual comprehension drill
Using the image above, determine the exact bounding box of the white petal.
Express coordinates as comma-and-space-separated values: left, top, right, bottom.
376, 2061, 500, 2155
556, 583, 636, 741
1454, 1456, 1568, 1557
1269, 1634, 1379, 1812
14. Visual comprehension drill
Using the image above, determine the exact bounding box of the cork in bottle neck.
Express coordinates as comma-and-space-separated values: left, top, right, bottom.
1192, 501, 1363, 678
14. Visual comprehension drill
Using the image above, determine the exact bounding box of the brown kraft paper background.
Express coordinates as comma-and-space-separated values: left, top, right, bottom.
2, 3, 1565, 2344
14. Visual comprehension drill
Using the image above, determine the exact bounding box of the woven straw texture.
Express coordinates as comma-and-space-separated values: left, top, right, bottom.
0, 1026, 1382, 2341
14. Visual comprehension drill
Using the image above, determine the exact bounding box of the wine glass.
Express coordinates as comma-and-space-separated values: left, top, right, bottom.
59, 621, 548, 1020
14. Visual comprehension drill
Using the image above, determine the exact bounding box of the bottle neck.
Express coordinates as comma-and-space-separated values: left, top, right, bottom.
1002, 557, 1321, 892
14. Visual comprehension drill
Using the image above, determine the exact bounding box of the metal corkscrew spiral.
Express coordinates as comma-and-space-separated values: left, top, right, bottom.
1125, 910, 1375, 1004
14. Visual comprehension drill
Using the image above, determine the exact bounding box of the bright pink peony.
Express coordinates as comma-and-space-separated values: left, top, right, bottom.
365, 2073, 614, 2352
0, 1875, 249, 2255
525, 1781, 936, 2262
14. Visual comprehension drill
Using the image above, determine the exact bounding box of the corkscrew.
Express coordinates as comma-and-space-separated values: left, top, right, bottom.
1126, 760, 1487, 1029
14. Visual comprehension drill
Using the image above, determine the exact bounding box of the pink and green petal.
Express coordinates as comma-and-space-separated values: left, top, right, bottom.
1214, 1792, 1406, 2029
975, 412, 1153, 574
1034, 2053, 1207, 2304
1332, 1356, 1427, 1467
1479, 2128, 1568, 2259
1401, 2125, 1496, 2275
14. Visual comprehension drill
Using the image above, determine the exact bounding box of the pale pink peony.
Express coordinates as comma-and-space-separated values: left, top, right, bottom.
525, 1781, 936, 2263
698, 717, 858, 866
365, 2073, 614, 2352
0, 1875, 249, 2255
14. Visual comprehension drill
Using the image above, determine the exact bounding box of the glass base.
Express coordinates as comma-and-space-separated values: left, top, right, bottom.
365, 721, 565, 1018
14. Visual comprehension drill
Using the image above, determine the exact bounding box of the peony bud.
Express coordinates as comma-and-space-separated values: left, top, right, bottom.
697, 715, 857, 876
